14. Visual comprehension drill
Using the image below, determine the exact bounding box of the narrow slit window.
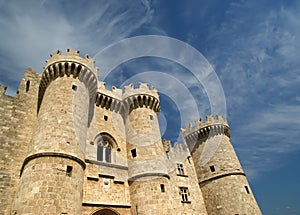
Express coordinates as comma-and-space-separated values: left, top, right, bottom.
66, 165, 73, 177
26, 80, 30, 92
131, 149, 137, 158
160, 184, 165, 193
245, 186, 250, 194
187, 156, 191, 164
210, 165, 215, 172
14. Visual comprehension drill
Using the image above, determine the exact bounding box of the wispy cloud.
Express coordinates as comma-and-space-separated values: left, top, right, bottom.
234, 104, 300, 179
201, 1, 300, 179
0, 0, 154, 95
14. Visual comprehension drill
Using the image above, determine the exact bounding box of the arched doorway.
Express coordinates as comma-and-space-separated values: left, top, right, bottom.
92, 209, 119, 215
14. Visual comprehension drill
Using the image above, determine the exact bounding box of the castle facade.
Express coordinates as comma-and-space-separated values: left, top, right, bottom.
0, 49, 261, 215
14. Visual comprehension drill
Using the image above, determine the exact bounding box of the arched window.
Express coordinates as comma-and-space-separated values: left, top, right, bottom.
94, 133, 118, 163
97, 139, 112, 162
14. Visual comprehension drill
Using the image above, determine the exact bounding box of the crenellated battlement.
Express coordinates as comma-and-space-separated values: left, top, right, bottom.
0, 84, 8, 95
44, 49, 98, 75
123, 82, 159, 100
97, 82, 123, 100
162, 138, 187, 153
38, 49, 99, 112
122, 83, 160, 113
181, 115, 230, 149
95, 82, 123, 113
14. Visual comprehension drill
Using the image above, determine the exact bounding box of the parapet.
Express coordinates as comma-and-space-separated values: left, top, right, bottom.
122, 83, 160, 113
123, 83, 159, 100
0, 85, 7, 95
97, 82, 122, 100
38, 49, 99, 112
44, 49, 98, 76
96, 82, 123, 113
181, 115, 230, 150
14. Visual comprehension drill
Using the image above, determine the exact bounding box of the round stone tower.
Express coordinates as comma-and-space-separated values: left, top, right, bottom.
123, 83, 172, 215
181, 115, 262, 215
12, 49, 98, 214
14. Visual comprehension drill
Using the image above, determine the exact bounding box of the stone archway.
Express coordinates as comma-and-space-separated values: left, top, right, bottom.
92, 209, 119, 215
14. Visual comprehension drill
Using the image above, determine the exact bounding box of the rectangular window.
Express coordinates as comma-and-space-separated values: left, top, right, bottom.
245, 186, 250, 194
160, 184, 165, 193
66, 165, 73, 177
180, 187, 189, 202
72, 84, 77, 91
149, 114, 154, 120
187, 156, 191, 164
210, 165, 215, 172
177, 163, 184, 175
131, 149, 137, 158
104, 115, 108, 121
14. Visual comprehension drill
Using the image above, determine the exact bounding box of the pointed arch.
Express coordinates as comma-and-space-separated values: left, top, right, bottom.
94, 133, 118, 163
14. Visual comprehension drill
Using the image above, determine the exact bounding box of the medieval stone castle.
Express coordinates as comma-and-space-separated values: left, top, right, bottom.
0, 49, 261, 215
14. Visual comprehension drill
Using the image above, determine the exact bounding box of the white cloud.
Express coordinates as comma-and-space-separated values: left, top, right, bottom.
233, 104, 300, 179
0, 0, 154, 95
199, 1, 300, 179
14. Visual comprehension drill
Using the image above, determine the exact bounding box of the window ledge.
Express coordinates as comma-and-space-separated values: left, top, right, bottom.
87, 176, 99, 181
98, 173, 115, 179
177, 174, 188, 177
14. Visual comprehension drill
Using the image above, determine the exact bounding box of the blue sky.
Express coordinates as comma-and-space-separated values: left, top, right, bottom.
0, 0, 299, 214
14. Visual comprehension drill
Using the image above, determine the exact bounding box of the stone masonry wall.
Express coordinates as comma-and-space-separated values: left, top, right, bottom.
126, 108, 168, 178
12, 73, 92, 214
167, 144, 208, 215
83, 88, 130, 213
0, 69, 40, 215
12, 156, 84, 215
28, 77, 88, 159
191, 134, 262, 215
129, 176, 173, 215
201, 174, 261, 214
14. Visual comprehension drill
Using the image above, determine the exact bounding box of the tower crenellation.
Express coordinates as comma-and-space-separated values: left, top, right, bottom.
38, 49, 98, 113
122, 83, 160, 115
44, 49, 99, 74
0, 84, 8, 95
123, 82, 159, 100
182, 115, 230, 154
96, 82, 123, 113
